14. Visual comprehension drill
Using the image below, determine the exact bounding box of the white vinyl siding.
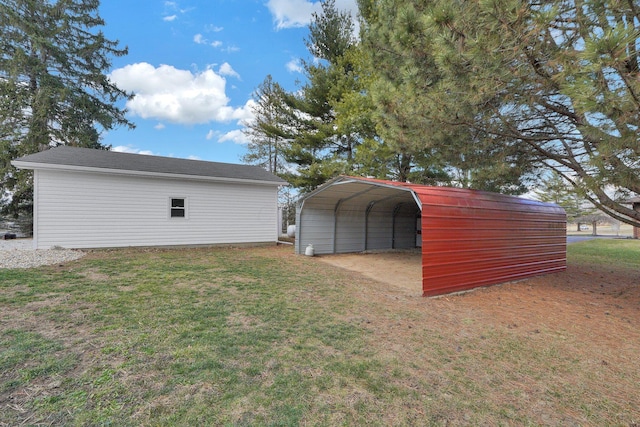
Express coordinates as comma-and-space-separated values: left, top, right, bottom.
33, 169, 279, 249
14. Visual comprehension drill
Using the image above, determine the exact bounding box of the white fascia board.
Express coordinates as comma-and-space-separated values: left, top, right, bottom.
411, 192, 423, 211
11, 160, 285, 187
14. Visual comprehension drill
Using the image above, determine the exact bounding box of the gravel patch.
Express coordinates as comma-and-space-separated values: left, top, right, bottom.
0, 239, 85, 269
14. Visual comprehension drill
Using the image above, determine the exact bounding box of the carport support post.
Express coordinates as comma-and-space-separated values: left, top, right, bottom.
295, 201, 303, 254
364, 201, 375, 251
634, 202, 640, 239
392, 203, 403, 249
333, 199, 342, 253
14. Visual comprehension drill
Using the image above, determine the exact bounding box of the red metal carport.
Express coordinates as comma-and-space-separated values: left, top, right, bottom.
296, 176, 567, 296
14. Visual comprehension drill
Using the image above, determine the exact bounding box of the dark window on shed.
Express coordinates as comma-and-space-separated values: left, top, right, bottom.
170, 198, 186, 218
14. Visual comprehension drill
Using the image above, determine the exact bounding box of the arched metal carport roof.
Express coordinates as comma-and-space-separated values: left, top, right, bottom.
296, 176, 567, 296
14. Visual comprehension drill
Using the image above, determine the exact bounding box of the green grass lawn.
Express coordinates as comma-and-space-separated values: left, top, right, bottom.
568, 238, 640, 268
1, 241, 639, 426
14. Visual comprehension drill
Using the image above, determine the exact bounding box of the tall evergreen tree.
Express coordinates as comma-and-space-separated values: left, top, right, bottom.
359, 0, 640, 225
305, 0, 353, 63
241, 75, 292, 176
359, 0, 538, 194
534, 172, 594, 228
279, 0, 359, 192
0, 0, 133, 223
245, 0, 447, 191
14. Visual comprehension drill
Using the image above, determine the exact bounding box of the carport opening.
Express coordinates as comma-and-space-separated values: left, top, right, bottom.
296, 178, 425, 293
295, 178, 423, 256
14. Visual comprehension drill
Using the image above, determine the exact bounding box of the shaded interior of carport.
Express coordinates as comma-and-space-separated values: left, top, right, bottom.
296, 176, 567, 296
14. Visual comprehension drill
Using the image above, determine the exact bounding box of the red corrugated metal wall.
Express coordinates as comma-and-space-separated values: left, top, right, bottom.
416, 187, 566, 296
299, 176, 567, 297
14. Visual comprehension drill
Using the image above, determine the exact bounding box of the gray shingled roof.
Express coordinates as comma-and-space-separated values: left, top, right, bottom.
13, 146, 287, 184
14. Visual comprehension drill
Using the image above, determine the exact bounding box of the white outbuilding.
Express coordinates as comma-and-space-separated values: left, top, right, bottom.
12, 146, 286, 249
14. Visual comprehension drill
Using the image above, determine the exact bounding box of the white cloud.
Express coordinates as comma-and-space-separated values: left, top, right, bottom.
194, 34, 227, 50
205, 24, 223, 32
163, 1, 181, 21
205, 130, 217, 140
223, 45, 240, 53
266, 0, 358, 29
109, 62, 253, 125
154, 123, 165, 130
205, 128, 249, 144
219, 62, 240, 79
112, 145, 155, 155
218, 129, 250, 144
286, 58, 303, 73
266, 0, 319, 29
162, 1, 197, 22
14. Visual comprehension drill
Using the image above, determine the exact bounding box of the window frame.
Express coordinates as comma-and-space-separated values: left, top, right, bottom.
169, 197, 188, 220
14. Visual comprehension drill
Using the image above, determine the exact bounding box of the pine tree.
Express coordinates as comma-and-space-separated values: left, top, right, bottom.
279, 0, 359, 192
0, 0, 134, 224
359, 0, 539, 194
535, 172, 594, 229
358, 0, 640, 226
242, 75, 292, 176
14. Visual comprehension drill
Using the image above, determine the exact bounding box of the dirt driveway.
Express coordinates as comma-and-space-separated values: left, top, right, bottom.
317, 250, 423, 294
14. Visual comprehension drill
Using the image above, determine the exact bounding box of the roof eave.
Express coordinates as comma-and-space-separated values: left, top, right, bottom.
11, 160, 287, 187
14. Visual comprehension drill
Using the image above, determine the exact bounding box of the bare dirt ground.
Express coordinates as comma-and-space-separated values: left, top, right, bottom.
317, 250, 423, 293
316, 250, 640, 365
315, 249, 640, 421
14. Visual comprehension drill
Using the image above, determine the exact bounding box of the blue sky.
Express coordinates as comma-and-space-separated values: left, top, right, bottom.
99, 0, 358, 164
